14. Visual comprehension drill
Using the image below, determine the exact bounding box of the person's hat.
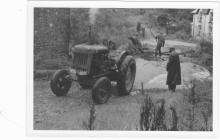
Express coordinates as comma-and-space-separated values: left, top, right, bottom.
169, 47, 175, 52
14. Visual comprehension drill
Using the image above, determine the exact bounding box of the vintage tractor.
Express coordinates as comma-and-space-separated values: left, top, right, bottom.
50, 27, 136, 104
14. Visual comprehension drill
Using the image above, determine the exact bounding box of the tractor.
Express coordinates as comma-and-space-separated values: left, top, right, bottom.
50, 27, 136, 104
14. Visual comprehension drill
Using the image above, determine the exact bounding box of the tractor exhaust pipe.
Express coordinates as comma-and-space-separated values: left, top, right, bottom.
88, 25, 92, 43
88, 25, 94, 45
88, 25, 98, 45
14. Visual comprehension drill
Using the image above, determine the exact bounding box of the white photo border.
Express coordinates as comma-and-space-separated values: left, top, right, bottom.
27, 0, 220, 137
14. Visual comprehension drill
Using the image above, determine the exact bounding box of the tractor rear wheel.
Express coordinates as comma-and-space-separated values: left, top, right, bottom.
50, 69, 72, 96
117, 55, 136, 96
92, 77, 111, 104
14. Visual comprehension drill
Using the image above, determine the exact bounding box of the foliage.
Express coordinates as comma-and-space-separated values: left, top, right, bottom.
192, 40, 213, 73
175, 30, 191, 40
140, 95, 178, 131
182, 79, 212, 131
95, 9, 134, 46
140, 94, 155, 130
34, 8, 139, 70
34, 8, 195, 70
157, 14, 169, 27
147, 9, 192, 39
34, 8, 71, 70
69, 8, 90, 44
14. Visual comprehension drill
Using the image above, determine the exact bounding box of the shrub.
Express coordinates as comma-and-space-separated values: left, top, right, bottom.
175, 30, 191, 40
199, 40, 213, 55
192, 40, 213, 73
140, 95, 178, 131
182, 79, 212, 131
140, 94, 155, 130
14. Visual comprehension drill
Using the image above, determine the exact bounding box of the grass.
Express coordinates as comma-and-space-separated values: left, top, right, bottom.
34, 69, 56, 80
34, 80, 142, 130
191, 40, 213, 73
139, 94, 155, 130
139, 94, 178, 131
181, 79, 212, 131
34, 78, 212, 131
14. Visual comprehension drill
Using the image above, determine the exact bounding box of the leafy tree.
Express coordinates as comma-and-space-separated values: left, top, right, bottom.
157, 14, 171, 34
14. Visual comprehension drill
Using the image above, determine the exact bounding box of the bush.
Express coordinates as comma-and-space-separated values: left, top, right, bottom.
175, 30, 191, 40
199, 40, 213, 55
193, 40, 213, 73
182, 79, 212, 131
140, 95, 178, 131
95, 9, 135, 47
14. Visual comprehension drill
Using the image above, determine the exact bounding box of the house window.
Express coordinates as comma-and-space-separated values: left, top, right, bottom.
199, 14, 202, 22
209, 12, 213, 23
209, 25, 213, 36
198, 25, 202, 36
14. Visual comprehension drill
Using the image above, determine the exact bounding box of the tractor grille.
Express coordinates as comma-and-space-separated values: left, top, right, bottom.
72, 53, 90, 73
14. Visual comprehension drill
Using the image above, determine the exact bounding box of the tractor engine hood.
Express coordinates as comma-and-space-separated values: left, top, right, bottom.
73, 43, 109, 54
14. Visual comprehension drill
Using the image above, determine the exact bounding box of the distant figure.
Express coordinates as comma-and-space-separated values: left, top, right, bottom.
166, 47, 181, 92
136, 22, 141, 34
154, 32, 165, 56
141, 27, 145, 38
128, 34, 143, 53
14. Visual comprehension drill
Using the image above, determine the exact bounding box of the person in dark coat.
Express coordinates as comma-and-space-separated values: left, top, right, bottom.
155, 32, 165, 56
166, 47, 181, 92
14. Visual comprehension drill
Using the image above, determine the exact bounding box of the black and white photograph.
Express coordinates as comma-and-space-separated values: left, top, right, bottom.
1, 0, 220, 139
32, 6, 214, 131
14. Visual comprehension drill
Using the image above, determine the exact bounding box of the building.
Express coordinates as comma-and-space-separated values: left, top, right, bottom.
191, 9, 213, 41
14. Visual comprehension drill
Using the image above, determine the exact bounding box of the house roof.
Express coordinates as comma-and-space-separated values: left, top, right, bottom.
191, 9, 212, 14
200, 9, 211, 14
191, 9, 199, 14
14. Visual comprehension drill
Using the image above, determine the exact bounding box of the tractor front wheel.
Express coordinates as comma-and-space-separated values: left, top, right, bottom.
50, 69, 72, 96
117, 55, 136, 96
92, 77, 111, 104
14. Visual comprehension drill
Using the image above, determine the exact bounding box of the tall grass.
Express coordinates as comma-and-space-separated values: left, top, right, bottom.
192, 40, 213, 73
140, 94, 155, 130
140, 95, 178, 131
182, 79, 212, 131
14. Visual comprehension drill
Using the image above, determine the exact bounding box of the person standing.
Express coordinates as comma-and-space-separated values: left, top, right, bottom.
141, 27, 145, 38
166, 47, 181, 92
155, 32, 165, 56
149, 27, 165, 57
136, 22, 141, 35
